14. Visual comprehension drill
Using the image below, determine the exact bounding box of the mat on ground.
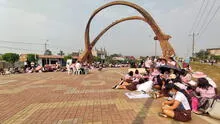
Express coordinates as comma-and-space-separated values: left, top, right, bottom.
125, 91, 151, 99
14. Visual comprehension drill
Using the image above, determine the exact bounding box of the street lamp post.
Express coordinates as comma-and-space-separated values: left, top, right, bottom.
149, 35, 157, 57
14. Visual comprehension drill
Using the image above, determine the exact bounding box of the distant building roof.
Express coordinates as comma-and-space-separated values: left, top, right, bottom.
112, 57, 125, 61
38, 55, 64, 59
207, 48, 220, 50
125, 56, 136, 60
207, 48, 220, 56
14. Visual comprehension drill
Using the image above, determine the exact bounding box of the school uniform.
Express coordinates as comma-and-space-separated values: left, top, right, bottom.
173, 91, 191, 122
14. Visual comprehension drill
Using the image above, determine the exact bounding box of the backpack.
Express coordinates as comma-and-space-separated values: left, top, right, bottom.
204, 96, 220, 119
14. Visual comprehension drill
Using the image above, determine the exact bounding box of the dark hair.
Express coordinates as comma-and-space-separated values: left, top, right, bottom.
161, 58, 167, 63
145, 70, 150, 75
135, 69, 139, 74
169, 57, 175, 61
138, 78, 145, 84
157, 58, 161, 62
197, 78, 212, 89
173, 75, 182, 83
128, 71, 134, 76
166, 83, 192, 109
180, 69, 187, 76
166, 83, 181, 91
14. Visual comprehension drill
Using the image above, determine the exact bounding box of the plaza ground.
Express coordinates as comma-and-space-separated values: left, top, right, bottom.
0, 66, 220, 124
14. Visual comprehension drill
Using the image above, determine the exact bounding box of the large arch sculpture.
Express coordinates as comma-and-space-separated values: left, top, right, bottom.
78, 0, 175, 62
91, 16, 152, 48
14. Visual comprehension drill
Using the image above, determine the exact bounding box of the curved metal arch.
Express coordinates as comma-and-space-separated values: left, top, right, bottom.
90, 16, 148, 47
79, 0, 175, 62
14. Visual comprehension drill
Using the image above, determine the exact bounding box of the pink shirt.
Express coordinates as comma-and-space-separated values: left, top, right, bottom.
196, 87, 215, 98
181, 74, 192, 83
124, 74, 133, 81
134, 74, 142, 79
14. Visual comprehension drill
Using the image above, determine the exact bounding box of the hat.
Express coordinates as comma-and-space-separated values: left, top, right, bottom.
174, 82, 187, 90
192, 72, 207, 78
188, 80, 197, 86
169, 74, 176, 79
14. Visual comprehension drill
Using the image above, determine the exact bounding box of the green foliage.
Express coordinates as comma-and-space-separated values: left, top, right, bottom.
57, 50, 65, 56
110, 54, 122, 58
195, 50, 210, 60
93, 56, 102, 62
64, 55, 72, 62
44, 49, 52, 55
27, 54, 39, 63
2, 53, 19, 64
0, 55, 2, 60
211, 55, 220, 61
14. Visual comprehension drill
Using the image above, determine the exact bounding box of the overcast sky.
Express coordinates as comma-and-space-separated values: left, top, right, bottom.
0, 0, 219, 57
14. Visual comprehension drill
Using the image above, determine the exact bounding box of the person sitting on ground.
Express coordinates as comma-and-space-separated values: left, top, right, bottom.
160, 58, 167, 66
159, 83, 191, 122
115, 78, 145, 91
152, 71, 165, 91
155, 58, 162, 67
133, 69, 142, 79
180, 69, 191, 84
152, 73, 177, 99
124, 71, 134, 83
191, 78, 216, 114
192, 72, 218, 94
112, 71, 134, 89
167, 57, 177, 67
136, 74, 153, 92
145, 57, 153, 69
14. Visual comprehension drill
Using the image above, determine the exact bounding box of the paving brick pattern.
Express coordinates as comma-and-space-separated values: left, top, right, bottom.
0, 68, 219, 124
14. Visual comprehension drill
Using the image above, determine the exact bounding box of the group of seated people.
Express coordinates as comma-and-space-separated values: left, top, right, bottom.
25, 62, 62, 73
112, 57, 218, 122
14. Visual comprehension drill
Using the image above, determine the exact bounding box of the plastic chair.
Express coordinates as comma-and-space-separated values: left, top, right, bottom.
75, 69, 82, 75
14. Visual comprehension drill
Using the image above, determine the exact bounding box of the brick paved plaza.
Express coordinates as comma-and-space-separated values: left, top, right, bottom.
0, 68, 219, 124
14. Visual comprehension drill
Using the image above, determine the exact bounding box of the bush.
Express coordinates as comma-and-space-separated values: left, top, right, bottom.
2, 53, 19, 65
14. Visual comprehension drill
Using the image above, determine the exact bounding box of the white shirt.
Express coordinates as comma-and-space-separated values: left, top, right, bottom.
145, 59, 152, 68
175, 82, 187, 90
75, 62, 82, 70
188, 80, 197, 86
206, 77, 217, 88
136, 80, 153, 92
174, 91, 191, 110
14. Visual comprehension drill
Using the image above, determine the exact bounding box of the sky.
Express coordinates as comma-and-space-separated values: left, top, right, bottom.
0, 0, 219, 57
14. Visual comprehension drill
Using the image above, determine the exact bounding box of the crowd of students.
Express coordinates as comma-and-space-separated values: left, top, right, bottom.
112, 57, 218, 122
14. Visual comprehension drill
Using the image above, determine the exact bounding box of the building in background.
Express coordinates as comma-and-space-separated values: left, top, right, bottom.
19, 54, 28, 62
92, 48, 107, 58
207, 48, 220, 56
38, 55, 64, 66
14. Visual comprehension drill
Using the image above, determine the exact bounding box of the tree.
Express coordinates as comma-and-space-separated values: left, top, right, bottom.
110, 54, 122, 58
195, 50, 210, 60
93, 56, 102, 62
210, 55, 220, 61
27, 54, 39, 63
64, 55, 72, 62
44, 49, 52, 55
2, 53, 19, 65
0, 55, 2, 60
58, 50, 65, 56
